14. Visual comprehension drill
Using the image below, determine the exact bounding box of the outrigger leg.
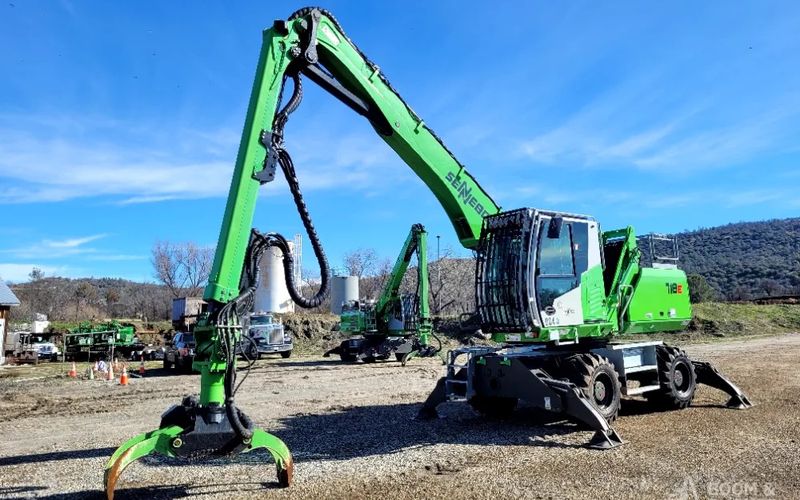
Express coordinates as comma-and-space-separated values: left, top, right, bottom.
693, 360, 753, 409
415, 358, 624, 449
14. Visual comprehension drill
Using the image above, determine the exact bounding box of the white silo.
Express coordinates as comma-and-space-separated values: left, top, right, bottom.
254, 243, 296, 313
330, 275, 359, 314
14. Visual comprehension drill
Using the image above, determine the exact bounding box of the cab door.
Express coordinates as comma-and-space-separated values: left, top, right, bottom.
535, 217, 589, 327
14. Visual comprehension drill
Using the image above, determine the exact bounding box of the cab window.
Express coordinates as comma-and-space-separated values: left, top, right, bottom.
537, 220, 578, 309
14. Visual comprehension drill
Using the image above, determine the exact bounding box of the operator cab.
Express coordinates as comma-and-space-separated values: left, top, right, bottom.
476, 208, 604, 335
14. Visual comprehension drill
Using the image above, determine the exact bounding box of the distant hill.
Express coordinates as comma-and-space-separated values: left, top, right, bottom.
5, 218, 798, 324
678, 218, 800, 300
9, 277, 172, 323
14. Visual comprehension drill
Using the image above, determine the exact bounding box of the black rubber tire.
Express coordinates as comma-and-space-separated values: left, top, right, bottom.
469, 395, 518, 419
163, 357, 172, 370
280, 350, 292, 359
339, 351, 357, 363
645, 345, 696, 409
565, 353, 622, 423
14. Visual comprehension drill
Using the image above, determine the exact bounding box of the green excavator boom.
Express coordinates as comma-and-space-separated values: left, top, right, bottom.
205, 9, 499, 305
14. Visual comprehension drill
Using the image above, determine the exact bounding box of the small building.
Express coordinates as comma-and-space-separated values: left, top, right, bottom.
0, 280, 21, 365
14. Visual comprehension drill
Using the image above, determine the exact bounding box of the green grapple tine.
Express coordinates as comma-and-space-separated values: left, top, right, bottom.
247, 428, 294, 487
104, 426, 183, 500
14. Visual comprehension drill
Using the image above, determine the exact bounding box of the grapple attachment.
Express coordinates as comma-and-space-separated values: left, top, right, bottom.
104, 399, 292, 500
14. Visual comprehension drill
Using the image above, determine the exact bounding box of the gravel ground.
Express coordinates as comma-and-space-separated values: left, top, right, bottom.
0, 334, 798, 500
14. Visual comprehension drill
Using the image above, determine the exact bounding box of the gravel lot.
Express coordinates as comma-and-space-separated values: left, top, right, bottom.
0, 334, 798, 499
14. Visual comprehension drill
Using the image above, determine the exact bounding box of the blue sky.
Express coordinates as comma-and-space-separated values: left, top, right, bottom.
1, 1, 799, 283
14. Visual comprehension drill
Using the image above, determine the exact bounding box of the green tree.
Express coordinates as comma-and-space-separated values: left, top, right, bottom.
687, 274, 716, 303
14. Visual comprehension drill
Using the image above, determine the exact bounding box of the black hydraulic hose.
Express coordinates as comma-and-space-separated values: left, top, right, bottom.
274, 148, 330, 308
430, 329, 443, 354
262, 70, 329, 308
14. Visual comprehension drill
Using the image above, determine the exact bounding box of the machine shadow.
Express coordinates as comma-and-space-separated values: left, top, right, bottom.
36, 485, 192, 500
127, 402, 587, 471
0, 447, 117, 467
261, 359, 344, 369
619, 398, 730, 417
137, 368, 198, 379
268, 402, 589, 462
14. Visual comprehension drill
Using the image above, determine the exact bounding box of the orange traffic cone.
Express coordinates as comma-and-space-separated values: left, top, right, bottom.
68, 362, 77, 378
138, 358, 145, 377
120, 367, 129, 386
107, 363, 114, 381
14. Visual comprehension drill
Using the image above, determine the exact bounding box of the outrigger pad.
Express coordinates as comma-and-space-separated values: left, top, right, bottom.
692, 361, 753, 409
543, 378, 625, 450
322, 345, 340, 358
414, 376, 448, 420
587, 428, 624, 450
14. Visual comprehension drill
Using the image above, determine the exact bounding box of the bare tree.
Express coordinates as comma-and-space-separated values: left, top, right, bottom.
105, 289, 120, 318
74, 281, 98, 320
152, 241, 214, 298
427, 246, 476, 316
343, 248, 379, 279
29, 267, 45, 281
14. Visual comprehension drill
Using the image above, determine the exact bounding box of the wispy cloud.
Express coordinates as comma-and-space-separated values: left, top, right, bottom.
2, 234, 109, 260
0, 113, 404, 205
517, 62, 800, 173
85, 254, 147, 262
45, 234, 107, 249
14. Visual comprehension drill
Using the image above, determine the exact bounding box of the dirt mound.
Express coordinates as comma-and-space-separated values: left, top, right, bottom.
277, 312, 341, 354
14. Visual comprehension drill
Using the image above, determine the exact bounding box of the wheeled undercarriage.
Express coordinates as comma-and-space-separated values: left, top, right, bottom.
325, 333, 438, 364
418, 341, 752, 448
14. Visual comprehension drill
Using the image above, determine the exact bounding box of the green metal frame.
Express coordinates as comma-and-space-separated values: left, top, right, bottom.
376, 223, 431, 340
108, 6, 699, 496
490, 225, 693, 344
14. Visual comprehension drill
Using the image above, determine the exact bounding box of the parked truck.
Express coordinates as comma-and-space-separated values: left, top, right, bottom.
3, 331, 39, 364
171, 297, 207, 331
64, 321, 140, 361
238, 312, 293, 360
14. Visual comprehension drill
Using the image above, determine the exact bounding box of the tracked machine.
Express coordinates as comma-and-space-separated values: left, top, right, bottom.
325, 223, 442, 364
105, 7, 751, 498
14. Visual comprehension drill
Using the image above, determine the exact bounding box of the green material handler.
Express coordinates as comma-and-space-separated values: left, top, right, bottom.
105, 7, 751, 498
325, 223, 442, 364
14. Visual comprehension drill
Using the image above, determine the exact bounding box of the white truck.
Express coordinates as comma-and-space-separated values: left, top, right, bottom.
238, 312, 293, 360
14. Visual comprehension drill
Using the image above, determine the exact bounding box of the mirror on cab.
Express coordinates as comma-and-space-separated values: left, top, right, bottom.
547, 215, 563, 239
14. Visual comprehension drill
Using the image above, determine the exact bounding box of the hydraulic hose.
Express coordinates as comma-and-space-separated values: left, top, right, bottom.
264, 70, 330, 309
221, 68, 331, 441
